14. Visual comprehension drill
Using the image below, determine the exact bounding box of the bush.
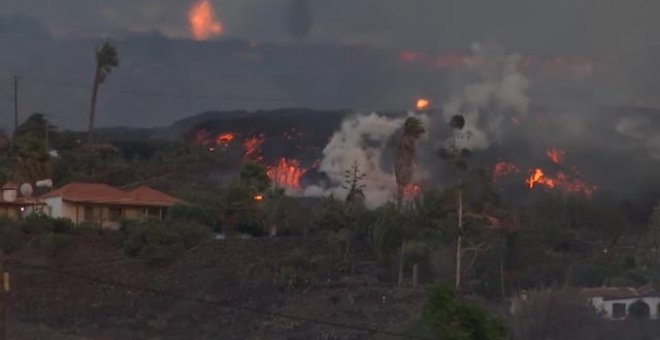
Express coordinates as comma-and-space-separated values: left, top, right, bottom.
510, 289, 600, 340
168, 203, 221, 231
37, 232, 72, 254
0, 218, 24, 253
424, 285, 509, 340
122, 219, 212, 265
21, 214, 75, 235
278, 247, 332, 290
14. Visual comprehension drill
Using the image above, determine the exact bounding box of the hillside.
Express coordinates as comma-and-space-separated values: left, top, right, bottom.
7, 234, 429, 340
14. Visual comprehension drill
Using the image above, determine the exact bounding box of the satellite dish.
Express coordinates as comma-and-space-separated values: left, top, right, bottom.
20, 183, 33, 198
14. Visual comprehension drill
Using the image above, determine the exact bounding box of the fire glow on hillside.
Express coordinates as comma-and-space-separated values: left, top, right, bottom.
493, 148, 596, 197
527, 148, 596, 197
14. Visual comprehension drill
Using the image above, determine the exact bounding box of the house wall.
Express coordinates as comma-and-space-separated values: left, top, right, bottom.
0, 205, 20, 219
590, 296, 660, 320
43, 197, 64, 218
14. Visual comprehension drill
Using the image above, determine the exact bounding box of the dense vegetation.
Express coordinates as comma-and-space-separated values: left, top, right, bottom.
3, 113, 660, 339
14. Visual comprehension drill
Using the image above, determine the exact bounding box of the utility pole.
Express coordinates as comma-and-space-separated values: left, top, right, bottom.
13, 75, 18, 137
0, 249, 7, 340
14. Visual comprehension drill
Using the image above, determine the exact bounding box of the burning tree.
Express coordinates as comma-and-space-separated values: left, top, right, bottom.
395, 117, 425, 209
88, 43, 119, 144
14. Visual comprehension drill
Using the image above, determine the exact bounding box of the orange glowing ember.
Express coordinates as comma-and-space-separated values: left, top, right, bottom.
215, 133, 236, 144
493, 161, 520, 181
243, 134, 265, 160
526, 168, 596, 197
546, 148, 566, 164
188, 0, 224, 41
416, 98, 430, 111
254, 194, 264, 201
403, 184, 422, 198
527, 169, 554, 189
267, 158, 308, 189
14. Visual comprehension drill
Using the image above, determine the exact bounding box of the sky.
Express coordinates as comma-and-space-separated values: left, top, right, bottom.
1, 0, 660, 129
1, 0, 659, 52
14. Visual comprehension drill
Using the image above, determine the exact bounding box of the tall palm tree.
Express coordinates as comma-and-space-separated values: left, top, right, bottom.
88, 43, 119, 144
394, 117, 424, 286
395, 117, 425, 209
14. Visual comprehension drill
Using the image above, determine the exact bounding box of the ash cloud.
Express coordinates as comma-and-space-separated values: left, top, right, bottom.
285, 0, 312, 41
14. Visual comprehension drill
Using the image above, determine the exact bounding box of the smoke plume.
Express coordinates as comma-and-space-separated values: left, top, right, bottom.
304, 112, 428, 207
285, 0, 312, 41
441, 43, 530, 151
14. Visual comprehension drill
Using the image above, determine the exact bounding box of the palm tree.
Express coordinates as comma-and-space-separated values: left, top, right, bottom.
438, 114, 472, 290
88, 43, 119, 144
394, 117, 424, 286
395, 117, 425, 209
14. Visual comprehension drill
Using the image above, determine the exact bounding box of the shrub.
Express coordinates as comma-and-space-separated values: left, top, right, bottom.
510, 288, 600, 340
0, 218, 24, 253
424, 285, 509, 340
21, 213, 52, 234
168, 203, 221, 231
50, 218, 75, 234
122, 219, 212, 265
278, 247, 332, 289
37, 232, 72, 254
21, 214, 75, 235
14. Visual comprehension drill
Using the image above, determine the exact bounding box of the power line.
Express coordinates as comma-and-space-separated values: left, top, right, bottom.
8, 259, 434, 340
7, 73, 297, 104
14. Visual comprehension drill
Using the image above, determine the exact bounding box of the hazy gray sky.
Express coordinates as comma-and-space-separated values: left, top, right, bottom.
1, 0, 659, 53
2, 0, 660, 129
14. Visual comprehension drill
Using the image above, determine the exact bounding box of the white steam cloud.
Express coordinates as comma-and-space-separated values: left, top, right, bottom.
304, 112, 428, 208
306, 43, 531, 208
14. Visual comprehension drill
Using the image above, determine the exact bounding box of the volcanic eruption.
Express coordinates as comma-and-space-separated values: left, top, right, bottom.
188, 0, 224, 41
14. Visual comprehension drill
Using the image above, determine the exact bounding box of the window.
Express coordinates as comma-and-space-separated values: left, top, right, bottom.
612, 303, 626, 319
109, 208, 122, 222
84, 206, 94, 221
146, 207, 161, 218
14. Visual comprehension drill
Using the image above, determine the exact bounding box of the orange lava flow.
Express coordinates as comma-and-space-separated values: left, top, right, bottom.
526, 168, 596, 197
188, 0, 223, 41
215, 132, 236, 144
267, 158, 308, 189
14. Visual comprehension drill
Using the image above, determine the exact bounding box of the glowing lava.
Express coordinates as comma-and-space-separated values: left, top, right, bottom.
416, 98, 430, 111
243, 134, 265, 160
267, 158, 308, 189
215, 132, 236, 144
527, 169, 553, 189
493, 161, 520, 181
188, 0, 224, 41
403, 184, 422, 199
526, 168, 596, 197
546, 148, 566, 164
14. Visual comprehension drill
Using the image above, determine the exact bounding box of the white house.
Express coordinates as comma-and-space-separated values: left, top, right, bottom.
585, 285, 659, 320
36, 182, 182, 229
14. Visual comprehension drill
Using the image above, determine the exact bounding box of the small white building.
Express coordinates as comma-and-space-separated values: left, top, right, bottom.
585, 285, 659, 320
35, 182, 182, 229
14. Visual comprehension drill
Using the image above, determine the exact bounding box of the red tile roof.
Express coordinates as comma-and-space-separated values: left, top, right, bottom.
41, 183, 126, 202
40, 183, 180, 207
126, 186, 181, 206
580, 285, 658, 300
